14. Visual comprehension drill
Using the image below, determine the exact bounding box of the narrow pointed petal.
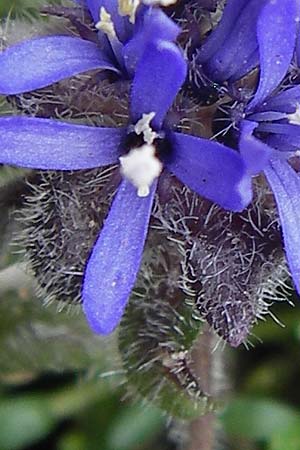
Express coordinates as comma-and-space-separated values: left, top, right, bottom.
0, 117, 124, 169
239, 120, 273, 174
0, 36, 118, 95
257, 85, 300, 113
264, 158, 300, 294
247, 111, 288, 122
130, 41, 187, 130
86, 0, 102, 21
166, 132, 252, 212
229, 49, 258, 82
82, 179, 156, 334
197, 0, 249, 63
257, 123, 300, 147
266, 135, 299, 153
123, 8, 180, 75
247, 0, 297, 110
203, 0, 263, 82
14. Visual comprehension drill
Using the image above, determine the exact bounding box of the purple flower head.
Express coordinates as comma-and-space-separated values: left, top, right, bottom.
238, 84, 300, 296
0, 32, 253, 334
197, 0, 298, 95
193, 0, 300, 297
206, 1, 300, 300
0, 0, 179, 94
234, 0, 300, 293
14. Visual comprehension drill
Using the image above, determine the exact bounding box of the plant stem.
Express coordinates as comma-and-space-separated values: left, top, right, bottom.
186, 325, 217, 450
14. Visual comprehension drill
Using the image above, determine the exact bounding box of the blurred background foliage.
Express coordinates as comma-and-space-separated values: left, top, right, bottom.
1, 1, 300, 449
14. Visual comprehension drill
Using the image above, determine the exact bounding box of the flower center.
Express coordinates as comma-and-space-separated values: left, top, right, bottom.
119, 144, 163, 197
287, 104, 300, 125
134, 112, 159, 145
119, 112, 163, 196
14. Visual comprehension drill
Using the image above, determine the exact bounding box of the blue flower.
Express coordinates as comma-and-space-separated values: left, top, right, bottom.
239, 85, 300, 296
197, 0, 298, 102
236, 0, 300, 294
0, 31, 253, 334
0, 0, 179, 94
196, 0, 300, 295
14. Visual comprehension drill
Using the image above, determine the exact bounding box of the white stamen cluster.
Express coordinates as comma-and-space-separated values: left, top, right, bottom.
118, 0, 177, 24
95, 7, 117, 39
134, 112, 158, 145
118, 0, 140, 23
119, 144, 163, 197
287, 104, 300, 125
143, 0, 177, 6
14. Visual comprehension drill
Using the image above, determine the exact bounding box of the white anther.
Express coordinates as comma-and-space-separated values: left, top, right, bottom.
118, 0, 140, 24
95, 7, 117, 39
119, 144, 162, 197
143, 0, 177, 6
134, 112, 158, 145
287, 104, 300, 125
118, 0, 177, 24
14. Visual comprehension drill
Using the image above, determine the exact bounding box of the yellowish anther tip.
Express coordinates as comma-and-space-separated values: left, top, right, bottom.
134, 112, 158, 145
118, 0, 139, 24
287, 103, 300, 125
95, 7, 117, 39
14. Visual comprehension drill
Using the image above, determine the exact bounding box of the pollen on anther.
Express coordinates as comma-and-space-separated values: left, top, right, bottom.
287, 104, 300, 125
95, 7, 117, 39
119, 144, 162, 197
134, 112, 158, 145
118, 0, 140, 24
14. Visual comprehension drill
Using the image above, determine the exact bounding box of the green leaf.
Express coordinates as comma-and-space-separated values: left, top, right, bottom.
58, 431, 87, 450
0, 397, 56, 450
270, 423, 300, 450
0, 0, 62, 21
0, 379, 116, 450
107, 404, 165, 450
222, 397, 300, 441
0, 286, 113, 380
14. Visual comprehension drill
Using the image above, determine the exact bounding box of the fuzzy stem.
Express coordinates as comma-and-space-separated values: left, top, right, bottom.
186, 325, 217, 450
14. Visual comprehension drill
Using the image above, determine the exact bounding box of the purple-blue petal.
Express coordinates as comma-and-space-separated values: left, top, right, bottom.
202, 0, 263, 82
197, 0, 249, 63
247, 0, 297, 110
82, 179, 156, 334
256, 85, 300, 113
229, 49, 259, 82
86, 0, 102, 21
257, 122, 300, 142
239, 120, 273, 174
123, 8, 180, 76
86, 0, 131, 43
256, 122, 300, 151
266, 134, 299, 154
247, 111, 288, 122
264, 158, 300, 294
166, 132, 252, 212
297, 23, 300, 64
130, 40, 187, 130
0, 36, 119, 95
0, 117, 124, 169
